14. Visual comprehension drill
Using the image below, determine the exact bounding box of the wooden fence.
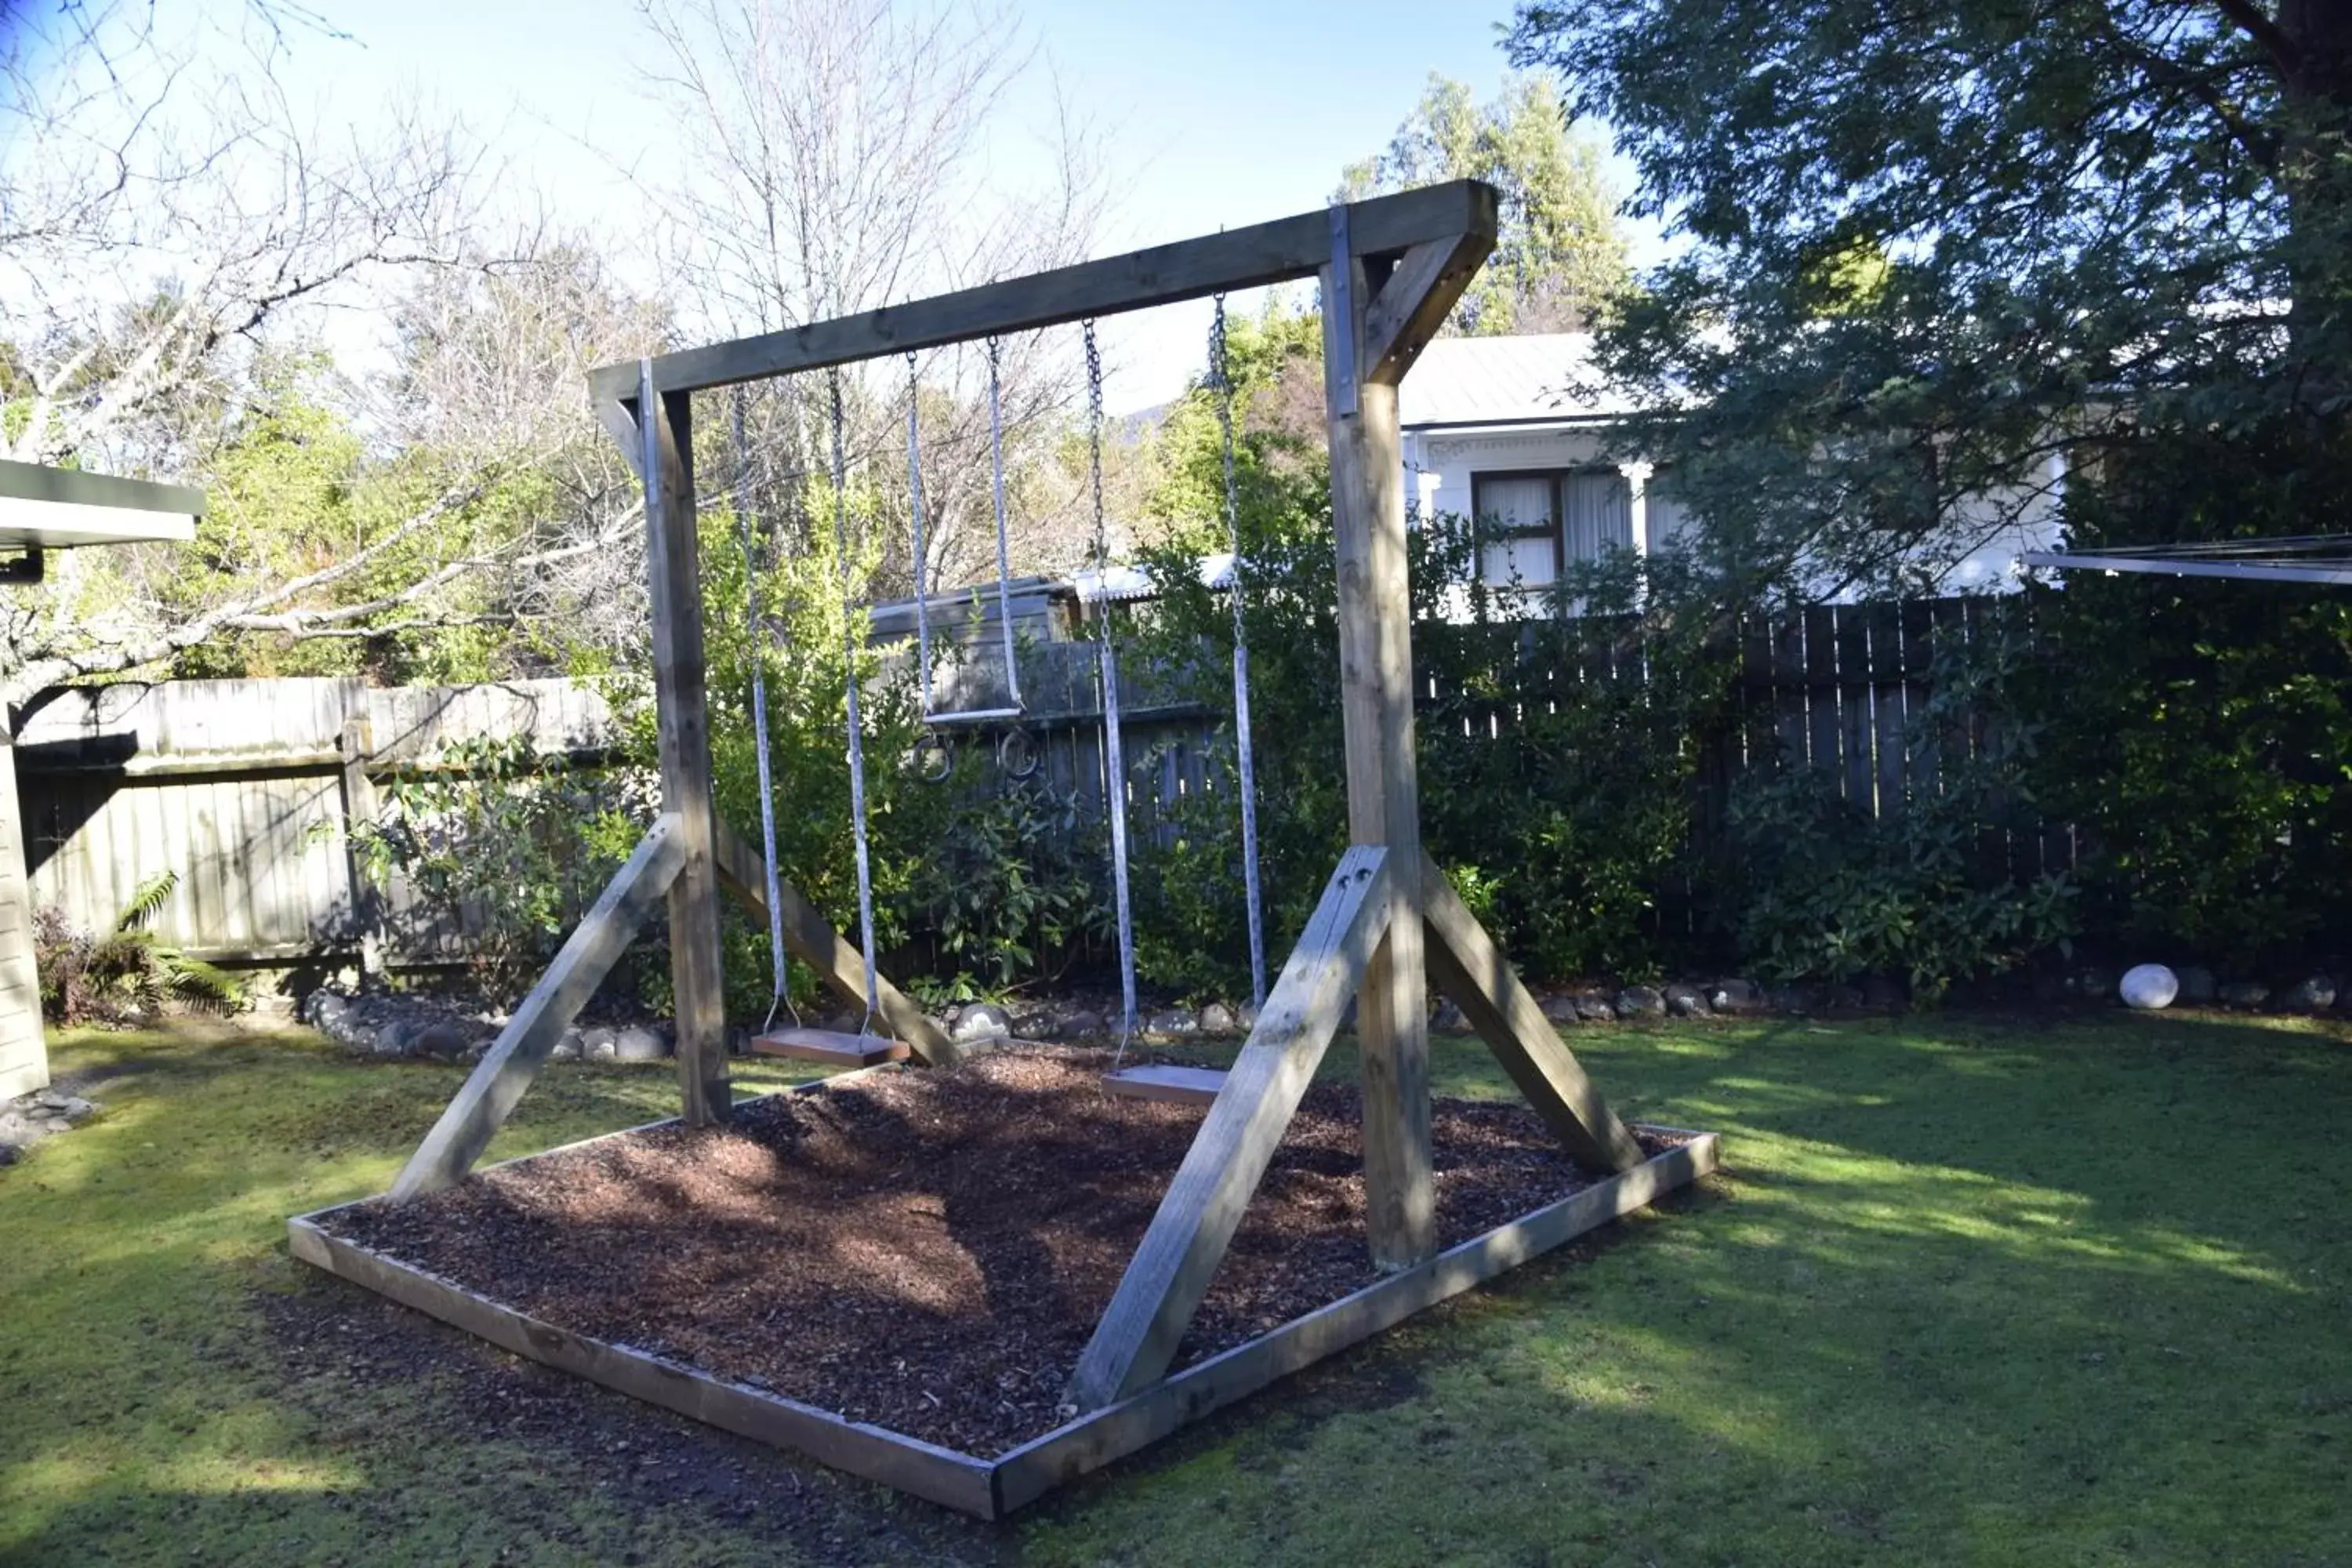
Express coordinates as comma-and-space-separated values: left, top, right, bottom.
5, 593, 2065, 993
11, 677, 616, 972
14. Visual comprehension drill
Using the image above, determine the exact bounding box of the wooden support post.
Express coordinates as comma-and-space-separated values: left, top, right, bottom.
0, 724, 50, 1102
1420, 851, 1644, 1173
1315, 209, 1497, 1272
639, 365, 731, 1127
338, 715, 385, 989
710, 821, 956, 1065
390, 815, 687, 1200
1066, 847, 1392, 1411
1323, 246, 1434, 1271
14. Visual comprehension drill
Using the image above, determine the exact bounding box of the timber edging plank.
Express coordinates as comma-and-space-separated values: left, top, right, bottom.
289, 1094, 1716, 1520
990, 1129, 1719, 1514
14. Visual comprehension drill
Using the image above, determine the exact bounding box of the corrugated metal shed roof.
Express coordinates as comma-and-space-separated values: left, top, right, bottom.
1072, 553, 1235, 605
1396, 333, 1639, 429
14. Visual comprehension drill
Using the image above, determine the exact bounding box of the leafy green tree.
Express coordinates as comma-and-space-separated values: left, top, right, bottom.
1509, 0, 2352, 967
1341, 74, 1630, 335
1506, 0, 2352, 595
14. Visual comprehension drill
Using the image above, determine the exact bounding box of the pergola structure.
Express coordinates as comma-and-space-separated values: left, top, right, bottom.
1, 460, 205, 1100
293, 180, 1717, 1513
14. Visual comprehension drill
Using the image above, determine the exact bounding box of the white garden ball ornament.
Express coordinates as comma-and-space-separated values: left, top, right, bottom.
2121, 964, 2180, 1011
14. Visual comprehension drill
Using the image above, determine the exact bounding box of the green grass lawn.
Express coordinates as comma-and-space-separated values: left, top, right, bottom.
2, 1011, 2347, 1566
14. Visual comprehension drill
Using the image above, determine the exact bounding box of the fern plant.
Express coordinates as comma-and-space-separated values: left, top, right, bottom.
34, 870, 243, 1025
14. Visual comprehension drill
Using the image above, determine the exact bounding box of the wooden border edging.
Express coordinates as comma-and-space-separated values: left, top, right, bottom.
289, 1104, 1717, 1520
990, 1129, 1718, 1514
285, 1218, 997, 1515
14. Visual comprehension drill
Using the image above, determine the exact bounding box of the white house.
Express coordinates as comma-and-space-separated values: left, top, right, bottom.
1396, 333, 2063, 603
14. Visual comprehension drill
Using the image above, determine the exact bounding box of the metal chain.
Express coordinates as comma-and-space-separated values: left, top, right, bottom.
985, 336, 1024, 708
904, 350, 934, 713
830, 367, 881, 1033
1083, 319, 1139, 1059
1211, 295, 1269, 1008
735, 384, 796, 1030
1084, 320, 1109, 583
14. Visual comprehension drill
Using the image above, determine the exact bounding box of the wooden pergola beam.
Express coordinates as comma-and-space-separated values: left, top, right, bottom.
639, 364, 731, 1128
1421, 851, 1643, 1173
1319, 205, 1497, 1272
1065, 847, 1392, 1411
390, 815, 687, 1200
588, 181, 1498, 401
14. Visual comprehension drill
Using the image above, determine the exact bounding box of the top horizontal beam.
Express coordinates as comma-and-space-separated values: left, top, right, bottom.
589, 180, 1499, 401
2021, 549, 2352, 586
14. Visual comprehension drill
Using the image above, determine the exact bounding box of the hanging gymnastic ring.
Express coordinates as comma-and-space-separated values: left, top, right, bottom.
997, 724, 1040, 781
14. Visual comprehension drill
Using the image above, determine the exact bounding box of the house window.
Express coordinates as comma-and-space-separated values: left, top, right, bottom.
1470, 473, 1561, 590
1471, 468, 1639, 593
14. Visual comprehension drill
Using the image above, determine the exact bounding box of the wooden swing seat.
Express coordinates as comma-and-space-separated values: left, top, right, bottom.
749, 1028, 911, 1068
1102, 1064, 1227, 1107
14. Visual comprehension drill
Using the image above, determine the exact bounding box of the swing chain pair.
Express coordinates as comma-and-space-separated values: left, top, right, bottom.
1083, 318, 1140, 1058
830, 365, 883, 1037
904, 335, 1034, 780
1210, 294, 1269, 1007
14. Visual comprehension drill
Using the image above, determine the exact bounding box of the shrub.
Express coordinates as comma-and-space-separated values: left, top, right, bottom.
34, 871, 242, 1025
1723, 622, 2075, 1001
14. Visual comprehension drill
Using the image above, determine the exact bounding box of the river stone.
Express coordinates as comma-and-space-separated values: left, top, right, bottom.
1766, 984, 1817, 1015
581, 1025, 619, 1061
1662, 982, 1708, 1018
1614, 985, 1666, 1020
1710, 978, 1766, 1014
1540, 993, 1581, 1025
2174, 965, 2218, 1004
954, 1004, 1013, 1042
411, 1022, 471, 1061
2218, 979, 2270, 1009
2278, 975, 2337, 1013
1145, 1007, 1199, 1036
1062, 1009, 1105, 1039
550, 1028, 583, 1062
1198, 1002, 1237, 1036
2120, 964, 2178, 1011
1431, 996, 1469, 1032
2075, 967, 2116, 1003
1571, 989, 1616, 1023
613, 1024, 669, 1061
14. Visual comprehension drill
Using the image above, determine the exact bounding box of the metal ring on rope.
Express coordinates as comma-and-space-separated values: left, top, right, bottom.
996, 725, 1040, 780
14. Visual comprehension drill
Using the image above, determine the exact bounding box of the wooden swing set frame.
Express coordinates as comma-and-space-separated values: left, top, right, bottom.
289, 178, 1719, 1515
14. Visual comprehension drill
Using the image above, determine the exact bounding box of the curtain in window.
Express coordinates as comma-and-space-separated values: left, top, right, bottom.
1647, 473, 1691, 550
1563, 470, 1633, 563
1475, 476, 1557, 586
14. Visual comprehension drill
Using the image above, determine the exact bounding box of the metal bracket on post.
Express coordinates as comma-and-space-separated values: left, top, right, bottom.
1327, 204, 1358, 418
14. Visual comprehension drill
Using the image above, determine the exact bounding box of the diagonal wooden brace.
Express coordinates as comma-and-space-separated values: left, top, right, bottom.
390, 815, 687, 1200
1065, 847, 1392, 1411
1421, 850, 1643, 1173
711, 821, 956, 1065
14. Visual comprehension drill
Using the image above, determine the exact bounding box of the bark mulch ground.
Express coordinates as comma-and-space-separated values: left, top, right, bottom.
324, 1046, 1666, 1457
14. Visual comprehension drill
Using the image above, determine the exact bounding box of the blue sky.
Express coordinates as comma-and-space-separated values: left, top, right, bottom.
166, 0, 1656, 410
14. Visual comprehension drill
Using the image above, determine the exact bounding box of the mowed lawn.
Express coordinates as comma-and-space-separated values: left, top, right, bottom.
2, 1010, 2347, 1566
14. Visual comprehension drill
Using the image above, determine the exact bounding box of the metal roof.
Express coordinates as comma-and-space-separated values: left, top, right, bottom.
0, 460, 201, 549
1396, 333, 1639, 430
1073, 554, 1236, 605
